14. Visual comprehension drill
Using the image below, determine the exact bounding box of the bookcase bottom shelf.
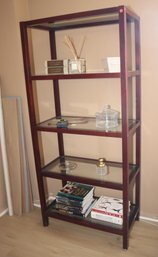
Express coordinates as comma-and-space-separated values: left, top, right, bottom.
45, 202, 139, 236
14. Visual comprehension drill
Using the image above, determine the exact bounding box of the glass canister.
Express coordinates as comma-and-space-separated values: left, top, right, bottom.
96, 158, 108, 175
96, 105, 119, 129
68, 58, 86, 74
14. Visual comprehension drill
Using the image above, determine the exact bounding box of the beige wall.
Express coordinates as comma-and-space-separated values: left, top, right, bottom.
0, 0, 37, 212
0, 0, 158, 219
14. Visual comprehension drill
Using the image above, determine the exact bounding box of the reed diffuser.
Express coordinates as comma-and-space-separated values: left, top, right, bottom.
64, 35, 86, 73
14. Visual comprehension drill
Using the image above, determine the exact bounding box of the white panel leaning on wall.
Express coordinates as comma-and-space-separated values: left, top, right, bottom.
0, 94, 33, 216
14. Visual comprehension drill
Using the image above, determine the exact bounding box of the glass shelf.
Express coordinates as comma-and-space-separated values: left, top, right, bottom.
29, 13, 119, 30
41, 156, 139, 190
46, 200, 138, 234
26, 7, 120, 31
31, 70, 140, 80
25, 6, 139, 31
36, 116, 140, 137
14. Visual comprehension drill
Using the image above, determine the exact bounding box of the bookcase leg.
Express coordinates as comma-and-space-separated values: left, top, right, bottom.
43, 216, 49, 227
123, 235, 128, 250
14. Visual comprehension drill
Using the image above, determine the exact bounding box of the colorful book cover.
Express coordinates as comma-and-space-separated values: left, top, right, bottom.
91, 196, 130, 218
57, 182, 94, 201
55, 198, 97, 218
56, 197, 94, 214
56, 192, 94, 207
56, 195, 83, 207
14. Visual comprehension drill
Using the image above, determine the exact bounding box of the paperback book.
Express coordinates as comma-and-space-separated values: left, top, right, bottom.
56, 197, 94, 214
56, 192, 94, 207
91, 195, 130, 217
57, 182, 94, 202
91, 211, 123, 225
55, 198, 97, 218
91, 195, 130, 225
54, 182, 95, 218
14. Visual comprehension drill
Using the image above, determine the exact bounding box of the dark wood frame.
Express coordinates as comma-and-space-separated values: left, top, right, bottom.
20, 5, 141, 249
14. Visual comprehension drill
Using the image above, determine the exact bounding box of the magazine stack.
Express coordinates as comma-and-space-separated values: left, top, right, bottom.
91, 196, 131, 225
55, 182, 95, 217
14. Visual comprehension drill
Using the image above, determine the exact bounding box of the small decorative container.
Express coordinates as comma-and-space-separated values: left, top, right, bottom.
96, 105, 119, 129
68, 58, 86, 74
96, 158, 108, 175
56, 119, 68, 128
59, 161, 77, 173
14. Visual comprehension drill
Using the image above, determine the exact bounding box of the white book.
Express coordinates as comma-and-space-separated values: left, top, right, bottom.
91, 196, 130, 218
91, 210, 123, 225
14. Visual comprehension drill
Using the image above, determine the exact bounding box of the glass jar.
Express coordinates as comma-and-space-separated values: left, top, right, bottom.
96, 105, 119, 129
96, 158, 108, 175
68, 58, 86, 74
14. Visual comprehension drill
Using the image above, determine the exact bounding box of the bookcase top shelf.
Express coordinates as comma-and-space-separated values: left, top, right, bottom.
21, 5, 140, 31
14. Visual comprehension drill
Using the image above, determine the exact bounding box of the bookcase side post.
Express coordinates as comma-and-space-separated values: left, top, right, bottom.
119, 7, 130, 249
20, 23, 49, 226
49, 29, 65, 187
135, 19, 141, 220
49, 29, 65, 157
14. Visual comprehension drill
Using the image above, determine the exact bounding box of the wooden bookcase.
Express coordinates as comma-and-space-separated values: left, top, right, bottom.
20, 5, 141, 249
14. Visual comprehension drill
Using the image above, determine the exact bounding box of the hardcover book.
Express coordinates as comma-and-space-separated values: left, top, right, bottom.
55, 198, 97, 218
56, 197, 94, 214
91, 211, 123, 225
91, 195, 130, 218
57, 182, 94, 202
56, 191, 94, 207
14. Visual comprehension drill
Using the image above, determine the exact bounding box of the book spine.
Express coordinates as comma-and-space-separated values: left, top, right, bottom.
56, 204, 83, 213
45, 59, 69, 74
91, 208, 122, 218
45, 59, 68, 67
56, 199, 96, 218
56, 197, 83, 207
56, 208, 88, 218
91, 211, 123, 225
57, 188, 93, 201
57, 192, 84, 201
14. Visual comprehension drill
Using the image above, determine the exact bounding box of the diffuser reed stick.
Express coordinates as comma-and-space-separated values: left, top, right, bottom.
64, 35, 86, 59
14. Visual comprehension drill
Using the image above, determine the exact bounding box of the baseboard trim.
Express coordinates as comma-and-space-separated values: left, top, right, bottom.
140, 215, 158, 223
33, 196, 55, 209
0, 208, 8, 217
33, 200, 41, 208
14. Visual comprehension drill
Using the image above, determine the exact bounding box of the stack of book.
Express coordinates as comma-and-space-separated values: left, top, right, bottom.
45, 59, 69, 74
55, 182, 95, 217
91, 196, 130, 225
